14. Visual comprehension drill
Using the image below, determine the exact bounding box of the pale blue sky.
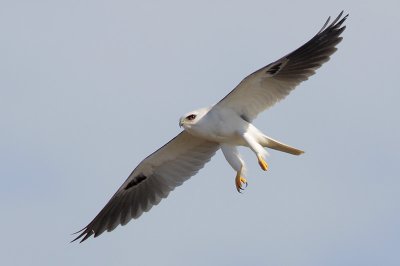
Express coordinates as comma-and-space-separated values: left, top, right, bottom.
1, 1, 399, 265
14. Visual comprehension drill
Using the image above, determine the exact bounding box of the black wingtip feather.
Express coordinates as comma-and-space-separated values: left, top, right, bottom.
70, 227, 92, 243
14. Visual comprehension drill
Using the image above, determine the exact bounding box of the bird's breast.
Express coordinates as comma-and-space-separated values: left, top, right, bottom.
187, 107, 247, 145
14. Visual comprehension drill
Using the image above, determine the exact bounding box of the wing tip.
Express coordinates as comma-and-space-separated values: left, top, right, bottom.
70, 227, 94, 243
318, 11, 349, 35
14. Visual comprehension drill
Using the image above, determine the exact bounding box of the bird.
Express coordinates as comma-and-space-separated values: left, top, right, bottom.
73, 11, 347, 242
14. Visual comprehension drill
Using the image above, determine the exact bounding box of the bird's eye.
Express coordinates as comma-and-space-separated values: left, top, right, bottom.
186, 114, 196, 121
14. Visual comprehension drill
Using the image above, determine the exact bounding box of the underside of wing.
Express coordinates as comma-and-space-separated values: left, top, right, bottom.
72, 131, 219, 242
216, 11, 348, 122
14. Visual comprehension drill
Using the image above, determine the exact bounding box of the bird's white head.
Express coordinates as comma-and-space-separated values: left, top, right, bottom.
179, 107, 210, 130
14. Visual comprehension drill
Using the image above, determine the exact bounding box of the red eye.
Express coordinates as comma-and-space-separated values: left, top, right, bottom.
186, 114, 196, 121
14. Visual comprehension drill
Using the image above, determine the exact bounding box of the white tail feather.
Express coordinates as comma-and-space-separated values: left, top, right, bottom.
261, 135, 304, 155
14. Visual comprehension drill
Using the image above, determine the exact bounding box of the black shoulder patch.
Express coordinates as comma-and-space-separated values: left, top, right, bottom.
266, 62, 283, 75
124, 174, 147, 190
240, 114, 250, 123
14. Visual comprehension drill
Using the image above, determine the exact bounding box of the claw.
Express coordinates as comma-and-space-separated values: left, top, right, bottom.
235, 171, 247, 193
257, 155, 269, 171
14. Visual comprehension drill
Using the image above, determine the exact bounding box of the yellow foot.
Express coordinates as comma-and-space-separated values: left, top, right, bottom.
257, 155, 269, 171
235, 172, 247, 193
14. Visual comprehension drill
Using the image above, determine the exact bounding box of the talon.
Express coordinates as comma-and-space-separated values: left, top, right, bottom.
235, 171, 247, 193
257, 155, 269, 171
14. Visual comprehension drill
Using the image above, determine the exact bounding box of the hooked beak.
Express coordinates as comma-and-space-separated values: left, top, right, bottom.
179, 118, 184, 128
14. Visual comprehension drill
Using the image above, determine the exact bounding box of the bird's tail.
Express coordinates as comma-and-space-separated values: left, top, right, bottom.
261, 135, 304, 155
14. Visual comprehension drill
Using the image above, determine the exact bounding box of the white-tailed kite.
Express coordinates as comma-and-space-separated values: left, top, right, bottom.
73, 12, 347, 242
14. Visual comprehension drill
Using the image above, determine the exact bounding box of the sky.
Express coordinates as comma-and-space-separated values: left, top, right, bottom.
1, 1, 399, 265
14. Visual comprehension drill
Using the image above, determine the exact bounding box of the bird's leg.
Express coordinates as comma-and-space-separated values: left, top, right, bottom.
242, 132, 269, 172
257, 154, 269, 171
221, 144, 248, 193
235, 166, 247, 193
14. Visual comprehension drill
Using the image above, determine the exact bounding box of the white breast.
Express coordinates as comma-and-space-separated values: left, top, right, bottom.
188, 106, 248, 145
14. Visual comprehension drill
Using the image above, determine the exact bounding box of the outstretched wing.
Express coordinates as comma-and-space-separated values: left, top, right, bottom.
216, 12, 348, 122
72, 131, 219, 242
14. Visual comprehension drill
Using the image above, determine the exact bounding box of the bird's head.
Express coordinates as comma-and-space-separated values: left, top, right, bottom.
179, 107, 209, 130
